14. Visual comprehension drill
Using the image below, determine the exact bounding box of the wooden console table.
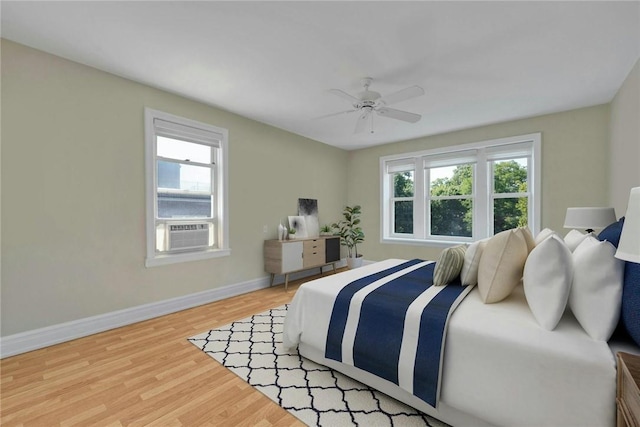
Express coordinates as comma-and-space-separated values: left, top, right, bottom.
617, 352, 640, 427
264, 236, 340, 291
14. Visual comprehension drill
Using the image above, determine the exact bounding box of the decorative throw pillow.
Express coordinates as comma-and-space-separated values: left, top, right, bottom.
597, 217, 640, 346
433, 245, 467, 286
523, 235, 573, 330
534, 228, 559, 246
477, 229, 529, 303
622, 262, 640, 346
460, 239, 488, 286
564, 229, 593, 252
569, 236, 624, 341
598, 217, 625, 247
519, 226, 536, 253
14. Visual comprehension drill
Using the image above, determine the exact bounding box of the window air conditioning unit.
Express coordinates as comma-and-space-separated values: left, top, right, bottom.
167, 223, 210, 251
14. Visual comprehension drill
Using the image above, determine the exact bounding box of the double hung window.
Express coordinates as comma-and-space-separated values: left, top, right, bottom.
145, 108, 229, 266
381, 133, 540, 245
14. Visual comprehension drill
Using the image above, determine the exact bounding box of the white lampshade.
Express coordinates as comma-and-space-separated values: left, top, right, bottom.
563, 207, 617, 231
615, 187, 640, 263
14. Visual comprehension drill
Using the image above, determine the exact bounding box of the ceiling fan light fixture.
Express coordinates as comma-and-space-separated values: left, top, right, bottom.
324, 77, 425, 134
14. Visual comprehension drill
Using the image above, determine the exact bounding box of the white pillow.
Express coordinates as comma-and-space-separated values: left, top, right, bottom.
569, 236, 624, 341
534, 228, 559, 246
523, 235, 573, 330
460, 239, 488, 286
563, 229, 594, 252
433, 245, 467, 286
477, 229, 529, 303
519, 226, 536, 253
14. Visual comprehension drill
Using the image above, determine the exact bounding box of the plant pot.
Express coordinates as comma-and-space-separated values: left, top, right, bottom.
346, 255, 363, 269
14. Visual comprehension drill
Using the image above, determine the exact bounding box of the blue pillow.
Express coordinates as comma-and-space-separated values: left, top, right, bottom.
597, 217, 625, 247
622, 262, 640, 346
598, 217, 640, 346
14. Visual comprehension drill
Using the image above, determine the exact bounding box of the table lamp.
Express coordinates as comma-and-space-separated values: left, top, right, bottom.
615, 187, 640, 263
563, 207, 617, 233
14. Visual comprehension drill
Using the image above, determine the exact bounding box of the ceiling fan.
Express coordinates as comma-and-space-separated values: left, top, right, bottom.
320, 77, 425, 134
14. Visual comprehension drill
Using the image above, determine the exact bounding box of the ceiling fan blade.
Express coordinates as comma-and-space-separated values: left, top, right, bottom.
354, 110, 371, 134
329, 89, 361, 104
314, 109, 358, 120
376, 107, 421, 123
378, 85, 425, 106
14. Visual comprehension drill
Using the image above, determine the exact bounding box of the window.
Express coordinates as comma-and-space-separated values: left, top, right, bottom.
145, 108, 229, 266
381, 133, 540, 246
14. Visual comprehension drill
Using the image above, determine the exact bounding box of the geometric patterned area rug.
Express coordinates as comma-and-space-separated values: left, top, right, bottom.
188, 305, 448, 427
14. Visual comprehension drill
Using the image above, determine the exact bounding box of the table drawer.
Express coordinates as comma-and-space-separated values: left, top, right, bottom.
303, 239, 325, 268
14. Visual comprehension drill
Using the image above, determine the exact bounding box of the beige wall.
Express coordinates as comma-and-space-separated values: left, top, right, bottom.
2, 38, 635, 340
609, 59, 640, 216
347, 105, 611, 262
0, 40, 348, 336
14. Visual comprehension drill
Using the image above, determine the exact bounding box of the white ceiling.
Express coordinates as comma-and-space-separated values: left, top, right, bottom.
2, 1, 639, 150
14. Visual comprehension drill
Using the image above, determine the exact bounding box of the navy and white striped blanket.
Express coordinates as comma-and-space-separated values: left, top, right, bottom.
324, 259, 473, 408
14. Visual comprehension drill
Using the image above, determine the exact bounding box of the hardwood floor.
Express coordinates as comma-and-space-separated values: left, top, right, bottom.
0, 273, 331, 426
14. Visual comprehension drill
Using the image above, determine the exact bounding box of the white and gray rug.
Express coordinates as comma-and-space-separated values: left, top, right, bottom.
188, 305, 447, 427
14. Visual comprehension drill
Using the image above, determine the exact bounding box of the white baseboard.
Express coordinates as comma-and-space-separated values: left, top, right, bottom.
0, 259, 354, 359
0, 275, 272, 359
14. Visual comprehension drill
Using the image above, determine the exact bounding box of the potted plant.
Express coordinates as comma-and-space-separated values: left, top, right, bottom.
320, 224, 332, 236
332, 205, 365, 268
287, 227, 296, 240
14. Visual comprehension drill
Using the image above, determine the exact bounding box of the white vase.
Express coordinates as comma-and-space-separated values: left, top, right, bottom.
278, 224, 285, 241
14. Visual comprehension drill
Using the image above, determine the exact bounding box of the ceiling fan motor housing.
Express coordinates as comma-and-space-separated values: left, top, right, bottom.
358, 77, 381, 103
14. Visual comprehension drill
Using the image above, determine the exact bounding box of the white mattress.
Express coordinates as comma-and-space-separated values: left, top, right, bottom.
283, 259, 618, 427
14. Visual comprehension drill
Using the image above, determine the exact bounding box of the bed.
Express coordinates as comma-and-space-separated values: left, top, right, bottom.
283, 258, 625, 427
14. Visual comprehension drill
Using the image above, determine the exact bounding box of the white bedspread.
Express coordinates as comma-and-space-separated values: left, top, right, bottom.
283, 259, 617, 427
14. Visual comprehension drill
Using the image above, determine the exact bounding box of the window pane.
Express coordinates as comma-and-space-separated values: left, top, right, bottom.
393, 171, 414, 197
494, 159, 527, 193
157, 160, 213, 219
157, 136, 212, 164
431, 199, 472, 237
157, 161, 211, 192
430, 164, 473, 196
394, 201, 413, 234
494, 197, 528, 233
157, 192, 212, 219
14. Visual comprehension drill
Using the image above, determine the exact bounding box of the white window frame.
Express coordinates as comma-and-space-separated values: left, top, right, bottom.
145, 108, 230, 267
380, 133, 541, 247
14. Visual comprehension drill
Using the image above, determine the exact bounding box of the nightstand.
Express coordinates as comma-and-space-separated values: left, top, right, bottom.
617, 352, 640, 427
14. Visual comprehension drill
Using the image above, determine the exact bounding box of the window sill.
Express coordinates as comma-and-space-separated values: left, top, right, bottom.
146, 248, 231, 267
381, 237, 473, 248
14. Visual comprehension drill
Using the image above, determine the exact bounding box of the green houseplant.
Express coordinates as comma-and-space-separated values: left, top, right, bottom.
320, 224, 332, 236
332, 205, 365, 268
287, 227, 296, 239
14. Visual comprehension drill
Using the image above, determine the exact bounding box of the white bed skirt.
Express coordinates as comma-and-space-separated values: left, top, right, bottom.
298, 343, 495, 427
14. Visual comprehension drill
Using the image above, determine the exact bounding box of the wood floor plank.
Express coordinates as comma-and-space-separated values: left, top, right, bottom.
0, 273, 339, 426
